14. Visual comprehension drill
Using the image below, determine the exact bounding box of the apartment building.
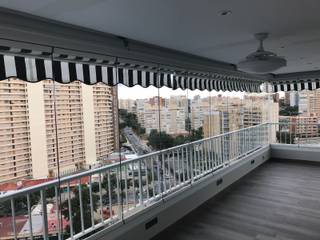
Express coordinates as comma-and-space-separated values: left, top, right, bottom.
243, 96, 279, 127
202, 95, 279, 137
142, 104, 187, 135
0, 79, 32, 182
203, 105, 243, 137
166, 96, 188, 135
42, 80, 86, 177
191, 95, 210, 130
282, 114, 319, 137
290, 92, 299, 107
299, 89, 320, 115
132, 96, 188, 135
0, 79, 117, 183
135, 99, 147, 127
119, 99, 136, 113
93, 84, 117, 161
111, 86, 120, 151
203, 111, 221, 137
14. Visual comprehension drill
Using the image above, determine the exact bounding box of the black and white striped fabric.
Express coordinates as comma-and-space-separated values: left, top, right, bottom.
271, 79, 320, 92
170, 75, 261, 92
0, 52, 262, 92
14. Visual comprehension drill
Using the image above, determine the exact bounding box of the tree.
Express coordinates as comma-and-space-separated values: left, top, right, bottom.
147, 129, 175, 150
185, 117, 192, 132
119, 109, 145, 135
276, 131, 294, 144
174, 135, 189, 146
62, 185, 98, 236
101, 172, 118, 191
91, 182, 100, 193
139, 127, 146, 135
45, 187, 56, 199
279, 106, 299, 116
101, 172, 119, 204
0, 192, 40, 217
147, 127, 204, 150
189, 127, 203, 141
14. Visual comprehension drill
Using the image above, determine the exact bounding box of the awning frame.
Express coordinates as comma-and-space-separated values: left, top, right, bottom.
0, 7, 265, 93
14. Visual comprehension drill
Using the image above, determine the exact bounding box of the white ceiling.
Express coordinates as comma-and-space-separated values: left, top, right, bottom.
1, 0, 320, 74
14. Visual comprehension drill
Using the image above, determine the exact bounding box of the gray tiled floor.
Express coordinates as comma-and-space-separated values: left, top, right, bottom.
153, 160, 320, 240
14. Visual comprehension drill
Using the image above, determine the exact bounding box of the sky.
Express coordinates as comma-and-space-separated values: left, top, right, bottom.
117, 84, 249, 100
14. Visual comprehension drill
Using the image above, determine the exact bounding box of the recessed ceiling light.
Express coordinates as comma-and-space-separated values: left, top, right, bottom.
219, 10, 232, 16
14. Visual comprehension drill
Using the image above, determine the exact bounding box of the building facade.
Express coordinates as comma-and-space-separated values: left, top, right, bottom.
0, 79, 32, 182
299, 89, 320, 115
0, 79, 117, 183
133, 96, 188, 135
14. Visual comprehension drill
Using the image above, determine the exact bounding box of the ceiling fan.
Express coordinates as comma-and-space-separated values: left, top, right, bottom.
237, 33, 287, 74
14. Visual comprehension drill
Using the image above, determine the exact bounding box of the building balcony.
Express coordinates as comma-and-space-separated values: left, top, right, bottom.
0, 1, 319, 239
1, 123, 320, 240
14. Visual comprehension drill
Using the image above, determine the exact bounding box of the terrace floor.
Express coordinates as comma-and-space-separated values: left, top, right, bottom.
153, 159, 320, 240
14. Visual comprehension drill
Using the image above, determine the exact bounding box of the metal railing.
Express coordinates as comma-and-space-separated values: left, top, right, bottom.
270, 122, 320, 146
0, 123, 270, 240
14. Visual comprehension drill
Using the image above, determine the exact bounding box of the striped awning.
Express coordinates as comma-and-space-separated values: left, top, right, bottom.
0, 45, 263, 92
270, 71, 320, 92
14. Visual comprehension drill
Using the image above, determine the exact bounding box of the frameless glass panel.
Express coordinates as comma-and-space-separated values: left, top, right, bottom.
0, 78, 78, 239
117, 83, 159, 216
157, 86, 190, 190
278, 89, 320, 146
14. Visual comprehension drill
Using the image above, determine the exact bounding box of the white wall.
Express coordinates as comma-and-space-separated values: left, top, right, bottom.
271, 144, 320, 163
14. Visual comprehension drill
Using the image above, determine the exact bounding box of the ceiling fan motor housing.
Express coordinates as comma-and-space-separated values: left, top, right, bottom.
238, 32, 287, 74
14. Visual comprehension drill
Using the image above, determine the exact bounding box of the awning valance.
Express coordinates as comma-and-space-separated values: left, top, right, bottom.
270, 71, 320, 92
0, 46, 263, 92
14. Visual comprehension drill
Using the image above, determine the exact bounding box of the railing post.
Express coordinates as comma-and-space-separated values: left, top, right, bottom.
107, 170, 113, 220
138, 160, 143, 205
10, 199, 17, 240
67, 182, 74, 238
156, 154, 162, 196
190, 144, 194, 183
78, 183, 85, 232
27, 194, 34, 240
98, 173, 104, 223
116, 167, 122, 219
40, 189, 49, 240
222, 134, 225, 166
88, 176, 95, 228
185, 146, 190, 181
54, 186, 61, 240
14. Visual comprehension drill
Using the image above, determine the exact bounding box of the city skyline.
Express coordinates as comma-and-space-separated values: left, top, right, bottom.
119, 94, 279, 137
118, 84, 248, 99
